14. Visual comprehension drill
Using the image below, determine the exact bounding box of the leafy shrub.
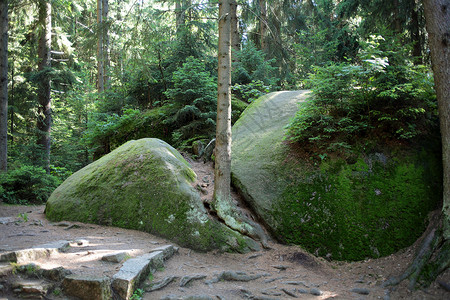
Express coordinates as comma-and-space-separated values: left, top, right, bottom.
286, 35, 437, 152
0, 165, 61, 204
232, 80, 271, 103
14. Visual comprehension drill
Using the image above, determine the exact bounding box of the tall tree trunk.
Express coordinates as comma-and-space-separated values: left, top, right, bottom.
102, 0, 109, 90
0, 0, 8, 172
97, 0, 104, 93
423, 0, 450, 240
411, 0, 422, 64
214, 0, 233, 207
37, 0, 51, 173
259, 0, 267, 51
231, 1, 240, 57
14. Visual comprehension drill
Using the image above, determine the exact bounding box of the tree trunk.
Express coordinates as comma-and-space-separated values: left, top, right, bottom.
0, 0, 8, 172
259, 0, 267, 51
37, 0, 51, 173
97, 0, 104, 93
423, 0, 450, 240
231, 1, 240, 55
102, 0, 109, 90
411, 0, 422, 64
214, 0, 233, 207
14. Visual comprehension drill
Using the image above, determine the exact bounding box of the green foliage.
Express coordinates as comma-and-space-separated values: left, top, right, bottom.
164, 57, 217, 145
130, 288, 144, 300
274, 150, 441, 261
232, 80, 271, 103
0, 165, 61, 205
286, 35, 437, 152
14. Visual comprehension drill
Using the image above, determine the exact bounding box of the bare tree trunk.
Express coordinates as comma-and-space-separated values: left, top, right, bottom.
231, 1, 240, 56
0, 0, 8, 172
97, 0, 104, 93
214, 0, 233, 207
102, 0, 109, 90
37, 0, 51, 173
423, 0, 450, 240
259, 0, 267, 51
411, 0, 422, 64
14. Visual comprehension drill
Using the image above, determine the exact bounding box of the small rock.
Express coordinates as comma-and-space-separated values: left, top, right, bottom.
297, 288, 308, 294
40, 267, 72, 281
247, 253, 263, 259
310, 288, 323, 296
282, 280, 309, 287
102, 252, 129, 263
202, 176, 210, 184
351, 287, 370, 295
261, 288, 282, 296
206, 271, 263, 284
264, 276, 284, 283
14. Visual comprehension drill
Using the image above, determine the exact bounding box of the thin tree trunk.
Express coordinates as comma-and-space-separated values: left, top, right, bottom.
411, 0, 422, 64
102, 0, 109, 89
9, 59, 13, 146
97, 0, 104, 93
423, 0, 450, 240
0, 0, 8, 172
214, 0, 232, 207
37, 0, 51, 173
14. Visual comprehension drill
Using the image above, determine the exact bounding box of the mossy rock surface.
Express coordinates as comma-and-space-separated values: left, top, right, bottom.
231, 91, 441, 261
46, 138, 256, 253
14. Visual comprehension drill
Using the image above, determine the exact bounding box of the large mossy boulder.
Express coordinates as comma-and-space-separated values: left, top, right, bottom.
46, 138, 258, 253
232, 91, 441, 261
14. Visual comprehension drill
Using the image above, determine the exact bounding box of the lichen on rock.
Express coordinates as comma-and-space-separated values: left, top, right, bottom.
46, 138, 254, 253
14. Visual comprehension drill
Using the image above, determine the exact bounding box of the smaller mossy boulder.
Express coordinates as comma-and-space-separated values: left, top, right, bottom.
232, 91, 442, 261
46, 138, 257, 253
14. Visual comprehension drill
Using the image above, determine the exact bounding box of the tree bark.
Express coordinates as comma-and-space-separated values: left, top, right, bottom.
0, 0, 8, 172
97, 0, 104, 93
411, 1, 422, 64
423, 0, 450, 240
214, 0, 233, 207
102, 0, 109, 90
259, 0, 267, 51
37, 0, 51, 173
231, 1, 240, 55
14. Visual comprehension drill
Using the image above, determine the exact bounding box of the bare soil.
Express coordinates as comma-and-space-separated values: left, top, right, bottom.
1, 160, 449, 299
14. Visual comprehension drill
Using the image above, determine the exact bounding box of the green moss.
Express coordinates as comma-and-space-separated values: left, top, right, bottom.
273, 150, 441, 261
46, 138, 251, 252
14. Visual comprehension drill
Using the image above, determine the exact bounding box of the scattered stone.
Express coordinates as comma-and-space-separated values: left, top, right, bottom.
0, 217, 14, 224
282, 280, 309, 287
297, 288, 308, 294
202, 176, 210, 184
146, 276, 179, 292
63, 275, 111, 300
33, 240, 71, 252
40, 266, 72, 281
271, 265, 287, 271
281, 288, 297, 297
12, 279, 53, 299
438, 280, 450, 292
310, 288, 323, 296
150, 245, 178, 260
112, 251, 165, 299
179, 274, 207, 287
102, 252, 130, 263
72, 239, 89, 246
351, 287, 370, 295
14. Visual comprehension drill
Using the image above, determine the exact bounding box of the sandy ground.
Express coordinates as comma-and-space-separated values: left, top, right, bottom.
0, 160, 449, 299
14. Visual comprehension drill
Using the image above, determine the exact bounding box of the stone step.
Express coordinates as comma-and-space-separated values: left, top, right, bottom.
11, 278, 54, 299
0, 240, 70, 263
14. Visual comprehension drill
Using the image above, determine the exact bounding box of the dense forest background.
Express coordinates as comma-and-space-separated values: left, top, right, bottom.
0, 0, 439, 205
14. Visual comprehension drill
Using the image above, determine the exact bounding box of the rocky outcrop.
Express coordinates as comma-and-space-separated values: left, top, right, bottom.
46, 138, 256, 253
231, 91, 441, 261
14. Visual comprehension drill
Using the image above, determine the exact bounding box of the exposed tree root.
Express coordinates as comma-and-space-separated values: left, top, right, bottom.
212, 199, 270, 249
383, 214, 450, 290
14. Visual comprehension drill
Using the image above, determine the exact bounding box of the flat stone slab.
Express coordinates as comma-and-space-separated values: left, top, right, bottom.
0, 263, 13, 277
63, 275, 111, 300
112, 251, 164, 300
150, 244, 178, 259
102, 251, 130, 263
12, 279, 53, 299
0, 240, 70, 263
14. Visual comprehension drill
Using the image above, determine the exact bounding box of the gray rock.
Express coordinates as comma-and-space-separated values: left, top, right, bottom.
261, 288, 282, 296
281, 288, 297, 297
112, 251, 164, 299
150, 245, 178, 260
179, 274, 207, 287
206, 270, 263, 284
101, 252, 130, 263
297, 288, 308, 294
63, 275, 111, 300
351, 287, 370, 295
282, 280, 309, 287
12, 279, 53, 298
310, 288, 323, 296
40, 266, 72, 281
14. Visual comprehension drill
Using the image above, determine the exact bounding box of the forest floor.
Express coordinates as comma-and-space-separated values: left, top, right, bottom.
0, 161, 449, 299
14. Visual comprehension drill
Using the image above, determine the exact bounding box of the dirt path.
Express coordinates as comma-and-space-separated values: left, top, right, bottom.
1, 159, 449, 299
